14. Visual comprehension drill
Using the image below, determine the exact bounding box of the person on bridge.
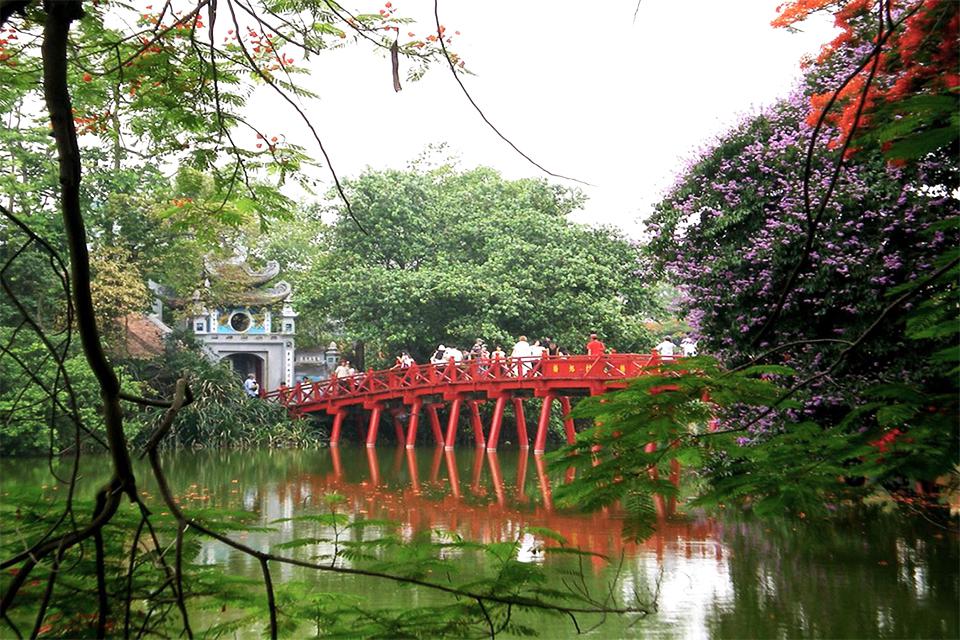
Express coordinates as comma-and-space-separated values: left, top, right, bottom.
491, 345, 506, 360
430, 345, 446, 365
681, 336, 698, 357
334, 360, 352, 378
656, 336, 677, 359
530, 339, 547, 358
511, 335, 533, 376
243, 373, 260, 398
394, 351, 414, 369
547, 340, 567, 356
511, 335, 532, 359
469, 338, 486, 360
586, 333, 606, 356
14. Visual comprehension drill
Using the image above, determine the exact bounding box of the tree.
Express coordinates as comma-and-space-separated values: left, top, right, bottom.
553, 0, 958, 522
646, 88, 956, 413
773, 0, 958, 161
298, 164, 658, 362
0, 1, 651, 637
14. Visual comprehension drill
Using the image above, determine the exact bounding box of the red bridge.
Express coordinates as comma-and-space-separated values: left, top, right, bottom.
266, 353, 671, 452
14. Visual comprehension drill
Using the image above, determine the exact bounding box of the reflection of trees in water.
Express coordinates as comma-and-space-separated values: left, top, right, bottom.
706, 515, 958, 638
3, 449, 953, 637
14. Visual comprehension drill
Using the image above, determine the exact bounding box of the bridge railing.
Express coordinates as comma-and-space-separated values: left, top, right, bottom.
265, 352, 675, 407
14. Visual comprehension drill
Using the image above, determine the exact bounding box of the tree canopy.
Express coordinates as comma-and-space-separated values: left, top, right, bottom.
554, 0, 959, 520
297, 164, 658, 363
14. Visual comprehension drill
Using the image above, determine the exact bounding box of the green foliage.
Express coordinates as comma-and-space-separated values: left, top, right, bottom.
0, 489, 647, 638
0, 329, 148, 456
298, 164, 659, 363
860, 92, 960, 161
131, 342, 323, 450
553, 298, 958, 533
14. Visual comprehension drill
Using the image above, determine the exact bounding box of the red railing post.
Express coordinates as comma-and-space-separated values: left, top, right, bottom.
405, 398, 423, 448
534, 393, 554, 454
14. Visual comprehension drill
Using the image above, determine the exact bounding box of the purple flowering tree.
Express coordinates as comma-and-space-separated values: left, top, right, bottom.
645, 84, 957, 425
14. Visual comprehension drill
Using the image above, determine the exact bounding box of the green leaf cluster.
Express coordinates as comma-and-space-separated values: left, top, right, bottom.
298, 164, 659, 363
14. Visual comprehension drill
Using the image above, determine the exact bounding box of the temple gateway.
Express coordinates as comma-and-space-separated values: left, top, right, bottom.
150, 251, 297, 390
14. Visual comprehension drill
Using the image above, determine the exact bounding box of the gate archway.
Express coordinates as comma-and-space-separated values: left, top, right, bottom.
224, 353, 265, 386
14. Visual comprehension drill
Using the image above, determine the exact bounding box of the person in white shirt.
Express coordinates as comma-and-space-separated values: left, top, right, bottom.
445, 346, 463, 363
511, 335, 532, 358
243, 373, 260, 397
655, 336, 677, 359
511, 335, 533, 375
529, 339, 546, 358
430, 344, 447, 365
681, 336, 698, 357
334, 360, 352, 378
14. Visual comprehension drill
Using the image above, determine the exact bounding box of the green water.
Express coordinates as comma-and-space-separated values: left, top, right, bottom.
1, 447, 956, 638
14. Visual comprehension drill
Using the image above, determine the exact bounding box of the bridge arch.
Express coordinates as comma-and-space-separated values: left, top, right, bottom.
267, 352, 674, 452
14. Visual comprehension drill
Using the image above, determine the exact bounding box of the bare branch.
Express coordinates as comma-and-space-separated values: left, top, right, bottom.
433, 0, 591, 186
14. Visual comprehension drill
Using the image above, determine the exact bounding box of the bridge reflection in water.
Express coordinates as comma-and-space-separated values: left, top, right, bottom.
259, 445, 724, 568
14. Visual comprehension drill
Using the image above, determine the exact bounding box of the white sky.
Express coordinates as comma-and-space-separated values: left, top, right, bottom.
249, 1, 836, 238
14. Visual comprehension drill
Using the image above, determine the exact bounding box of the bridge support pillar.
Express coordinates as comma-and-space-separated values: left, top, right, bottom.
426, 404, 444, 446
405, 398, 423, 448
534, 393, 554, 454
513, 398, 529, 448
330, 411, 346, 447
365, 405, 383, 448
485, 396, 509, 451
393, 414, 405, 444
444, 397, 463, 450
469, 400, 485, 447
559, 395, 576, 444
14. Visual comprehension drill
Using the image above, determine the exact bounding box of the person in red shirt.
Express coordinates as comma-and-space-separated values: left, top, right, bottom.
586, 333, 605, 356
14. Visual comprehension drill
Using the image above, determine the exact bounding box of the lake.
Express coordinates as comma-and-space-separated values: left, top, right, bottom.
2, 446, 956, 638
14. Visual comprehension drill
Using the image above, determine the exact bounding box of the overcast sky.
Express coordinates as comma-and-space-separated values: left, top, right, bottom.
250, 1, 835, 237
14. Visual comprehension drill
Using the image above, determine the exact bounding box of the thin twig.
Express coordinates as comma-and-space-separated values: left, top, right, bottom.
260, 558, 278, 640
225, 0, 368, 235
433, 0, 590, 186
752, 0, 922, 347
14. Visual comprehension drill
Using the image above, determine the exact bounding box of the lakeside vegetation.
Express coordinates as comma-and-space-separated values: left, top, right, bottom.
0, 0, 956, 637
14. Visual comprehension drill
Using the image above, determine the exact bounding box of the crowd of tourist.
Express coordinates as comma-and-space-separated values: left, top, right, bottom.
420, 335, 569, 369
267, 332, 700, 396
377, 332, 699, 374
